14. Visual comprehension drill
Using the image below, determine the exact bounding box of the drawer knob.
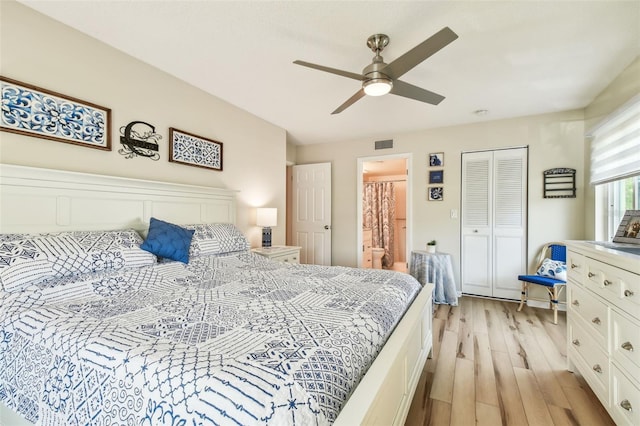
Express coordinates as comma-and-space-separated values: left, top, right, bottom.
592, 364, 602, 374
621, 342, 634, 352
572, 339, 580, 347
588, 272, 595, 278
624, 289, 634, 297
592, 317, 601, 325
572, 300, 580, 307
620, 399, 632, 412
603, 279, 612, 286
571, 263, 578, 269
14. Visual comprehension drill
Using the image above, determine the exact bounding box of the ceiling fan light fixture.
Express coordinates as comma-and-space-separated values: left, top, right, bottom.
363, 78, 393, 96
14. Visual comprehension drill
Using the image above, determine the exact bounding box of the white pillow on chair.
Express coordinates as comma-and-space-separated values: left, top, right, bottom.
536, 258, 567, 281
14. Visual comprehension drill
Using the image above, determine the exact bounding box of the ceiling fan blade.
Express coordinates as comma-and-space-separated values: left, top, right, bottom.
293, 60, 364, 81
390, 80, 445, 105
332, 89, 366, 114
382, 27, 458, 79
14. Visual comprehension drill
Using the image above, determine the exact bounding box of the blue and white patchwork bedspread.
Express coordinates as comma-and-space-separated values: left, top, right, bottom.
0, 252, 420, 425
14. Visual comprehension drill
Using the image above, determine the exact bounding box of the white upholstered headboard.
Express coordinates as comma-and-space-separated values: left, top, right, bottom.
0, 164, 237, 234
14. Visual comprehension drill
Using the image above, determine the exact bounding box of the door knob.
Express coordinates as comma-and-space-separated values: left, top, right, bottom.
324, 225, 331, 230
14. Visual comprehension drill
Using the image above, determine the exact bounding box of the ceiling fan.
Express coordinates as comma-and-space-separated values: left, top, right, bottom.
293, 27, 458, 114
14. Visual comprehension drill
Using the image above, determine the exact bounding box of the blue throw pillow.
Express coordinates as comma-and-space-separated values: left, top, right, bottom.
141, 218, 195, 263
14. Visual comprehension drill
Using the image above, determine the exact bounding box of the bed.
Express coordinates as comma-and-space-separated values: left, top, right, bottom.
0, 164, 434, 425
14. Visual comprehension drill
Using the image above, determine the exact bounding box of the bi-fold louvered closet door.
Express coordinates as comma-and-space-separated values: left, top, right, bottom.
461, 147, 527, 300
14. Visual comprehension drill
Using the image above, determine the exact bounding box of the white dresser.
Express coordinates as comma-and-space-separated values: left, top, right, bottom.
251, 245, 301, 264
566, 241, 640, 426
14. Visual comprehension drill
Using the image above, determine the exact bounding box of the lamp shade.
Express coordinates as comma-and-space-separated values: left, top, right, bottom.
256, 208, 277, 227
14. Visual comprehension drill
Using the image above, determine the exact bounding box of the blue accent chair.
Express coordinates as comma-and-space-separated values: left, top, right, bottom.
517, 242, 567, 324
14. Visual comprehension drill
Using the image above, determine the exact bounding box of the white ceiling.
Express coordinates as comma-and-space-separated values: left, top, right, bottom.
19, 1, 640, 146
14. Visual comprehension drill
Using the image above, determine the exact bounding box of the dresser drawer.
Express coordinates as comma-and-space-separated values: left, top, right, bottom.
568, 283, 608, 347
274, 252, 300, 263
611, 364, 640, 426
568, 318, 610, 398
585, 258, 640, 317
567, 250, 586, 284
612, 310, 640, 374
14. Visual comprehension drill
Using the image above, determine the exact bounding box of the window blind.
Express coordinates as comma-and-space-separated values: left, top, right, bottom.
588, 93, 640, 185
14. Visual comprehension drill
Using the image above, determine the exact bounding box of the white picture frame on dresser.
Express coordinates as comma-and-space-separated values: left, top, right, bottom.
566, 241, 640, 426
613, 209, 640, 244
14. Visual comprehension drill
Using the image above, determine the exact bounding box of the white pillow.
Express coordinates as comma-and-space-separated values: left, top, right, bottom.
536, 258, 567, 281
0, 230, 156, 292
184, 223, 250, 257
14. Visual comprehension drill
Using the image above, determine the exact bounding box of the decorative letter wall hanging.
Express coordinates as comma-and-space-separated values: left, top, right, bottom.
0, 76, 111, 150
118, 121, 161, 160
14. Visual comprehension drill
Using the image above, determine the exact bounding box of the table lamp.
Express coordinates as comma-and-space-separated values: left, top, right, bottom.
256, 207, 277, 247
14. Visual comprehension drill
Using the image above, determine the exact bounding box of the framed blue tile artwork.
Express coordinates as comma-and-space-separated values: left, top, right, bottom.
1, 76, 111, 150
169, 128, 223, 171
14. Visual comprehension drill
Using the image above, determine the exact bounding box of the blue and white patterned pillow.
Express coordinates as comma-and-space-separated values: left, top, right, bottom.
536, 258, 567, 281
0, 230, 156, 292
185, 223, 250, 257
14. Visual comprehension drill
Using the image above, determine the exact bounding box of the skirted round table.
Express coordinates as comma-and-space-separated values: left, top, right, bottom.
409, 250, 458, 305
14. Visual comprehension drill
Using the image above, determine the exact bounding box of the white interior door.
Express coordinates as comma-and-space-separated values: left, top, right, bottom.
461, 151, 493, 297
292, 163, 332, 265
492, 149, 527, 299
461, 148, 527, 299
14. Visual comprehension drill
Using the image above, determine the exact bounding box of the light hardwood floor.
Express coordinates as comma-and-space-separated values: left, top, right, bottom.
405, 296, 615, 426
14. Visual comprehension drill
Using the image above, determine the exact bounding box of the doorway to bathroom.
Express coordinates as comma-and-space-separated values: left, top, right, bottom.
357, 154, 411, 273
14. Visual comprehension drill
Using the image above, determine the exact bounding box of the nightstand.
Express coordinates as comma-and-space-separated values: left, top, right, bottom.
251, 246, 302, 264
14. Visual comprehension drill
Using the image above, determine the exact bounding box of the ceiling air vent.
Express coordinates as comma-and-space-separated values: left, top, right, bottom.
375, 139, 393, 150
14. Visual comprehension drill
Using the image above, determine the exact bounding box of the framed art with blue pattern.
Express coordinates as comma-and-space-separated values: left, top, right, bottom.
0, 76, 111, 150
169, 127, 223, 171
428, 186, 444, 201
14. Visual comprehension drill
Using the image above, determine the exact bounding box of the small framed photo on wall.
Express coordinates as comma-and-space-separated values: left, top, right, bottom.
429, 170, 444, 184
428, 186, 444, 201
429, 152, 444, 167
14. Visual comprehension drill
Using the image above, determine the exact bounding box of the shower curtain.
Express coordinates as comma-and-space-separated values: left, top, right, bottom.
363, 182, 395, 268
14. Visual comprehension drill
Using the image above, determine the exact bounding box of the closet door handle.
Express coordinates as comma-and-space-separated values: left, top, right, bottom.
592, 317, 601, 325
592, 364, 602, 374
621, 342, 634, 352
624, 289, 634, 297
572, 300, 580, 307
572, 339, 580, 347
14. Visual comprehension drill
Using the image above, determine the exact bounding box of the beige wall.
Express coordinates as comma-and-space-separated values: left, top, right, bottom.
296, 109, 586, 292
583, 57, 640, 240
0, 1, 287, 247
